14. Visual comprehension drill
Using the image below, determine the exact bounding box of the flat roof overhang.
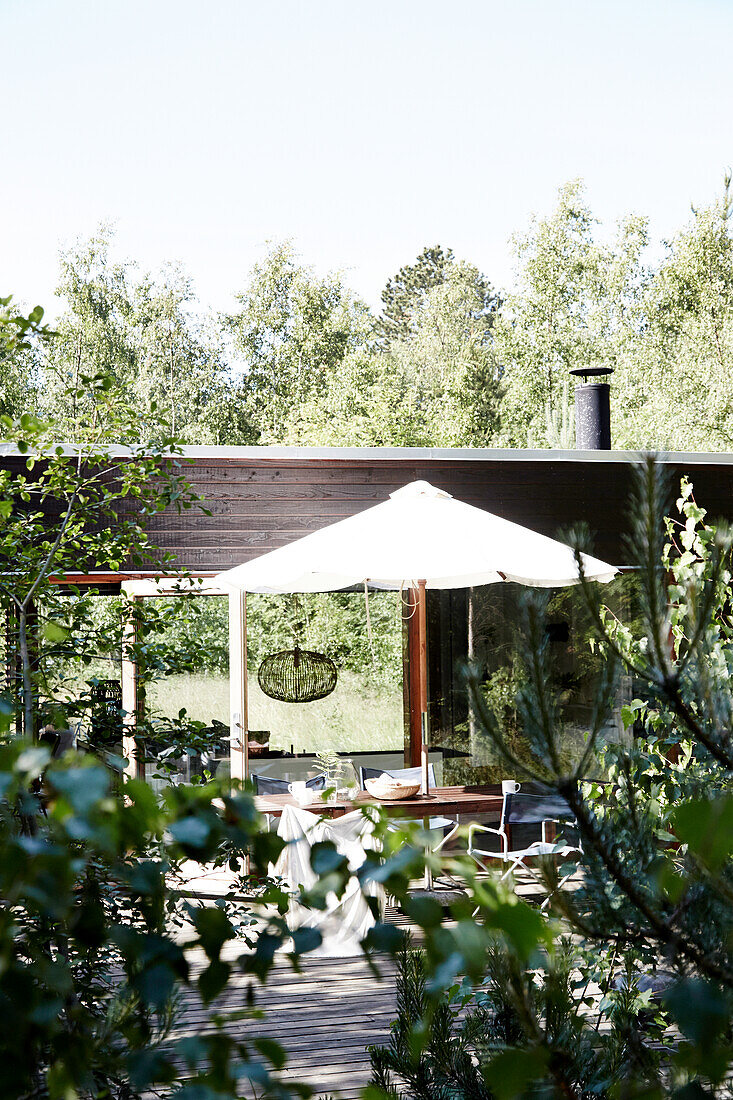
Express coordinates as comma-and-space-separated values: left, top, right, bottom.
3, 444, 732, 584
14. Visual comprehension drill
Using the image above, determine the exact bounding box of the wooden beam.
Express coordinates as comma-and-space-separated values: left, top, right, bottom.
121, 597, 145, 780
404, 589, 422, 767
417, 580, 430, 795
121, 577, 226, 597
228, 589, 248, 786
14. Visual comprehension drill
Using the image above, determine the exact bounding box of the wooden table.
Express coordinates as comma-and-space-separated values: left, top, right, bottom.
255, 785, 502, 820
255, 785, 503, 890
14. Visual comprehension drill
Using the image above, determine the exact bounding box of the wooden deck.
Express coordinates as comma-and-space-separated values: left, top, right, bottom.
171, 877, 552, 1096
175, 908, 410, 1098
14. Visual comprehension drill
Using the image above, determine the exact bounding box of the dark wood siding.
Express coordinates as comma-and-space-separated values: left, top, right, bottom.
140, 455, 733, 573
4, 450, 733, 577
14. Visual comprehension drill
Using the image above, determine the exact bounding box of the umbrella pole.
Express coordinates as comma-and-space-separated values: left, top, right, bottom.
417, 579, 435, 892
417, 580, 429, 796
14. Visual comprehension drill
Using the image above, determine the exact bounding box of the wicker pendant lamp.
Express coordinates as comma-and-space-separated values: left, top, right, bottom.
257, 595, 338, 703
258, 644, 337, 703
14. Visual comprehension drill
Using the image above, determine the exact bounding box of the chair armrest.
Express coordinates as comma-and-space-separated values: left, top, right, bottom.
541, 816, 575, 843
468, 822, 507, 856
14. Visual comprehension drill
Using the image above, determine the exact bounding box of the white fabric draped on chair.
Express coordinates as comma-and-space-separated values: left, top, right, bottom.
270, 805, 385, 957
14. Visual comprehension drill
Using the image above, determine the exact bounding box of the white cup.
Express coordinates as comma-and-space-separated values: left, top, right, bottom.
502, 779, 521, 796
288, 780, 312, 805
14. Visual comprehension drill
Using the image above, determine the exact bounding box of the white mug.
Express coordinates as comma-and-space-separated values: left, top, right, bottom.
502, 779, 521, 796
288, 780, 312, 805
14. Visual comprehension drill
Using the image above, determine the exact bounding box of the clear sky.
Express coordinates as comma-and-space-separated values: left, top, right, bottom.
3, 0, 733, 318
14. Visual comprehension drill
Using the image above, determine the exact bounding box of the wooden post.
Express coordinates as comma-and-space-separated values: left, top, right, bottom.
4, 605, 21, 735
121, 597, 145, 780
417, 580, 430, 796
229, 588, 249, 786
404, 588, 422, 767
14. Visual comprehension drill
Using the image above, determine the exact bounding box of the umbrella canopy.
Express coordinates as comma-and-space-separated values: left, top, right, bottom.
215, 480, 617, 594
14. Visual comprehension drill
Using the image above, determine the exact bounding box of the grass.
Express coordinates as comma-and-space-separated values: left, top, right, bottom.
146, 669, 403, 755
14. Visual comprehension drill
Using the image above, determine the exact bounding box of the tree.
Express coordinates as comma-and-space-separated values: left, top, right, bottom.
377, 245, 455, 346
0, 718, 341, 1098
290, 250, 504, 449
40, 229, 256, 446
614, 176, 733, 451
494, 180, 649, 447
388, 261, 504, 446
40, 228, 138, 431
0, 365, 203, 740
0, 297, 51, 418
0, 313, 354, 1097
280, 347, 435, 447
228, 241, 372, 443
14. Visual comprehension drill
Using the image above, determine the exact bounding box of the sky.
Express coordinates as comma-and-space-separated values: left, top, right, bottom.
3, 0, 733, 319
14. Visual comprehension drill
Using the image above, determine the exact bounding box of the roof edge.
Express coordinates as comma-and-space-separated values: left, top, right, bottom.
1, 441, 733, 465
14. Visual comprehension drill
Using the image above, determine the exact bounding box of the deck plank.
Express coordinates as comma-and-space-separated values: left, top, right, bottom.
174, 912, 407, 1098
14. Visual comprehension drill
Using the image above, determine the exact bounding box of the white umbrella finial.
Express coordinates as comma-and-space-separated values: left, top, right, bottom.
389, 480, 452, 501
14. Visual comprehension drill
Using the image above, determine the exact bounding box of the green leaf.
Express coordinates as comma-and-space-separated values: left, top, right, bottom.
252, 1037, 287, 1070
50, 766, 109, 814
16, 745, 51, 778
194, 905, 235, 959
673, 796, 733, 870
137, 962, 175, 1008
290, 926, 322, 955
403, 894, 444, 929
665, 978, 729, 1047
310, 840, 348, 876
482, 1046, 549, 1098
362, 922, 405, 954
42, 620, 69, 643
484, 898, 548, 959
197, 959, 231, 1004
46, 1059, 77, 1100
169, 816, 211, 850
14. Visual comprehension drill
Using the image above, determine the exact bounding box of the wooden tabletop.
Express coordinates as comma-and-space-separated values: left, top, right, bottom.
255, 784, 503, 819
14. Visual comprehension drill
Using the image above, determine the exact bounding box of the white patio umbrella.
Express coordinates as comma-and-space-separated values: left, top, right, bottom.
216, 481, 617, 792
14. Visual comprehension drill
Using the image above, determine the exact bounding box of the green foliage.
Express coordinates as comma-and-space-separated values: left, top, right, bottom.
9, 182, 733, 455
0, 297, 52, 418
38, 228, 256, 445
0, 734, 333, 1099
386, 260, 503, 446
376, 245, 499, 351
369, 940, 667, 1099
228, 240, 371, 443
496, 175, 733, 452
231, 241, 503, 449
366, 459, 733, 1097
0, 365, 203, 740
615, 174, 733, 450
495, 179, 649, 447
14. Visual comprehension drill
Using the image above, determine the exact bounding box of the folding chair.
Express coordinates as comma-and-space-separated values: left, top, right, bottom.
467, 782, 581, 910
252, 773, 326, 830
252, 773, 326, 796
359, 765, 463, 891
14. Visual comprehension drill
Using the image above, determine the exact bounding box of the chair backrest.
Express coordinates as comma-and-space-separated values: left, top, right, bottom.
252, 773, 326, 795
503, 783, 575, 827
359, 764, 436, 790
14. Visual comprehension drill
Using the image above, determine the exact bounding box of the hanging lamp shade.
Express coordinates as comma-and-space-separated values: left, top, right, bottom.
257, 645, 338, 703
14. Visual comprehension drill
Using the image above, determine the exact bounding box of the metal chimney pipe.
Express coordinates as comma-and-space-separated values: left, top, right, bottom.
570, 366, 613, 450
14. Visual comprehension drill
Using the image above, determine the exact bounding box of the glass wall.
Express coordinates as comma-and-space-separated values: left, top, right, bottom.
426, 576, 637, 785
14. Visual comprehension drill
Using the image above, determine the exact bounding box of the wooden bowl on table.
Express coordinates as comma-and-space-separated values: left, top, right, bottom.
365, 776, 421, 801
